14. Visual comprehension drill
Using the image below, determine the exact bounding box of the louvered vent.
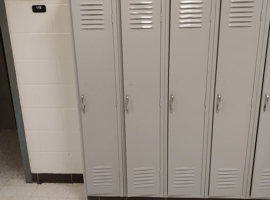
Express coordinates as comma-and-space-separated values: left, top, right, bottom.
80, 1, 105, 30
129, 1, 153, 29
133, 167, 154, 188
216, 168, 238, 189
179, 0, 203, 28
174, 167, 195, 188
229, 0, 254, 28
259, 169, 270, 189
92, 166, 112, 186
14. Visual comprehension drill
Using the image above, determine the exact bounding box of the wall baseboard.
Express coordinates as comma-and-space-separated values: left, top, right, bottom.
88, 197, 242, 200
30, 175, 242, 200
32, 173, 83, 184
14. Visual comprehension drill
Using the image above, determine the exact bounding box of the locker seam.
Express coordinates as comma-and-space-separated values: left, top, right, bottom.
117, 0, 127, 196
249, 2, 270, 197
201, 0, 214, 197
159, 0, 164, 196
251, 22, 270, 197
241, 1, 267, 197
111, 0, 127, 196
112, 0, 121, 195
208, 0, 222, 196
166, 0, 172, 196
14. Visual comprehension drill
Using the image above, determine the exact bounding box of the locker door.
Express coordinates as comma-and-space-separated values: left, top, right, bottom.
121, 0, 162, 197
168, 0, 214, 197
252, 35, 270, 198
70, 0, 123, 196
209, 0, 264, 197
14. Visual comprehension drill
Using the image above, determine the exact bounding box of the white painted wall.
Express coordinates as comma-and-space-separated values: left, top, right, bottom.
4, 0, 83, 173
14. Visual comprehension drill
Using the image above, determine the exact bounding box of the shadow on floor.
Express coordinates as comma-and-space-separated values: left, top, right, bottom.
0, 129, 24, 181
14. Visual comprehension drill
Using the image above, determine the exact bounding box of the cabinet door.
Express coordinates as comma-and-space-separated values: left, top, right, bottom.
168, 0, 214, 197
209, 0, 264, 197
121, 0, 162, 197
71, 0, 122, 196
252, 35, 270, 198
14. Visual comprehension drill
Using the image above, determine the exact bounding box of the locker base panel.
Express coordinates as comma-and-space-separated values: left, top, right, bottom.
88, 197, 254, 200
31, 173, 83, 184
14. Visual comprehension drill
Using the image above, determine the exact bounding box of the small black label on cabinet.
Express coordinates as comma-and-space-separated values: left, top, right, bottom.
32, 5, 46, 13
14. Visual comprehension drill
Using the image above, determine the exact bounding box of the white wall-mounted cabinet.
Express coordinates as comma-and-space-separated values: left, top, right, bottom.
120, 0, 166, 197
209, 0, 267, 198
70, 0, 124, 196
168, 0, 218, 197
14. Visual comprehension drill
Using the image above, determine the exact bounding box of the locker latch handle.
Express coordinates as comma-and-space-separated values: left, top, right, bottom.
125, 95, 129, 113
81, 95, 86, 114
216, 94, 222, 113
264, 94, 270, 112
170, 94, 174, 113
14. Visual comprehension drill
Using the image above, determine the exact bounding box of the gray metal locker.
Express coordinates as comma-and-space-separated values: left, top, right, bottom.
252, 15, 270, 198
168, 0, 218, 197
209, 0, 266, 198
120, 0, 165, 197
70, 0, 124, 196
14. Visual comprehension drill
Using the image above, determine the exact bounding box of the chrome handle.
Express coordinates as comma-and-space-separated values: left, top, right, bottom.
125, 95, 129, 113
216, 94, 222, 113
264, 94, 270, 112
170, 94, 174, 113
81, 95, 86, 114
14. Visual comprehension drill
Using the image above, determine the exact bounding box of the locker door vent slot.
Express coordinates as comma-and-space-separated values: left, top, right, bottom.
92, 166, 113, 186
216, 168, 238, 189
179, 0, 203, 28
133, 167, 154, 188
129, 1, 153, 29
229, 0, 254, 28
80, 1, 105, 30
174, 167, 195, 188
259, 169, 270, 189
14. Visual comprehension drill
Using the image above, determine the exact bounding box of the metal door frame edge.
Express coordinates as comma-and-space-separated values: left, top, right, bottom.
0, 0, 32, 183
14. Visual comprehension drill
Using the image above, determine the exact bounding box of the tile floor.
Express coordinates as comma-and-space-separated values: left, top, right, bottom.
0, 130, 86, 200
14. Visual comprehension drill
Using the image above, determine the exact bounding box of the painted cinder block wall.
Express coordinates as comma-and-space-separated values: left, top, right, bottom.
4, 0, 83, 173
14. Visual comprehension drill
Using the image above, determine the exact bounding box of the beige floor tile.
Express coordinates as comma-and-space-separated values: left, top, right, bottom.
0, 196, 31, 200
0, 177, 10, 186
0, 130, 85, 200
29, 196, 68, 200
32, 183, 71, 198
0, 185, 37, 198
68, 184, 85, 199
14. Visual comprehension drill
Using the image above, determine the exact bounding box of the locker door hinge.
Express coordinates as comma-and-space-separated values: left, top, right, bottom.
260, 2, 266, 22
209, 0, 213, 22
250, 98, 254, 109
160, 3, 162, 24
111, 3, 114, 25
